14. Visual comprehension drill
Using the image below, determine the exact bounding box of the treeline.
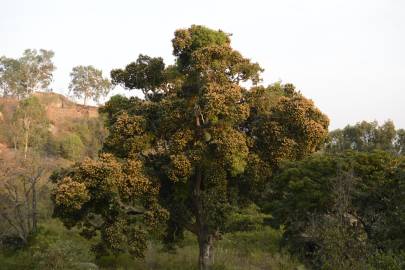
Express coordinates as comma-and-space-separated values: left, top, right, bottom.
325, 120, 405, 154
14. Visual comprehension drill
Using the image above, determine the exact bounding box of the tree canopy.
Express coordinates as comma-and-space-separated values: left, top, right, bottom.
0, 49, 55, 98
52, 25, 329, 270
69, 65, 111, 105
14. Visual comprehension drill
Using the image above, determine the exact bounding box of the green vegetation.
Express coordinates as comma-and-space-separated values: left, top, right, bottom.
0, 49, 55, 99
0, 220, 95, 270
0, 221, 304, 270
325, 120, 405, 154
52, 25, 328, 270
0, 25, 404, 270
59, 133, 85, 160
69, 65, 111, 105
267, 150, 405, 269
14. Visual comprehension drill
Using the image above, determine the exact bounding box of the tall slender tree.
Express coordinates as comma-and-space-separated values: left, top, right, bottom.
12, 96, 49, 159
69, 65, 111, 105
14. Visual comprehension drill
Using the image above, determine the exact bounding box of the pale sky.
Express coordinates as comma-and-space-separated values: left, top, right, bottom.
1, 0, 404, 129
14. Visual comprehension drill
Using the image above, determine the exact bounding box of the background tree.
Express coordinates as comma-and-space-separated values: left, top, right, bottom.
325, 120, 400, 154
0, 153, 51, 245
111, 54, 168, 100
0, 57, 21, 98
0, 49, 55, 98
69, 65, 111, 105
267, 150, 405, 269
395, 128, 405, 154
53, 25, 329, 270
12, 96, 49, 159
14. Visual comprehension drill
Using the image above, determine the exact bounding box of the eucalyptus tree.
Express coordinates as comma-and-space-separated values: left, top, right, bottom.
12, 96, 49, 159
0, 49, 55, 98
69, 65, 111, 105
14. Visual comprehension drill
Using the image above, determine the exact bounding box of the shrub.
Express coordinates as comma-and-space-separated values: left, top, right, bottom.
367, 251, 405, 270
59, 133, 84, 160
225, 204, 269, 233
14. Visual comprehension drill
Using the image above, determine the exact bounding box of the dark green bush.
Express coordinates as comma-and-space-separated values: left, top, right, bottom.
225, 204, 269, 233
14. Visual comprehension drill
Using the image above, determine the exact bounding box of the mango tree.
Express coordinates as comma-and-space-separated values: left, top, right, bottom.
52, 25, 329, 270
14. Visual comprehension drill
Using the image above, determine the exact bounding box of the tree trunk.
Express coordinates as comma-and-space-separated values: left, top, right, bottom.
13, 136, 17, 151
194, 109, 215, 270
198, 232, 214, 270
22, 179, 32, 233
23, 116, 30, 160
31, 179, 37, 232
24, 130, 29, 159
193, 169, 215, 270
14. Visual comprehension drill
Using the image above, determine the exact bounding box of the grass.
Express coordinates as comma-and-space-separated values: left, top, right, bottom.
0, 220, 305, 270
98, 227, 305, 270
0, 220, 95, 270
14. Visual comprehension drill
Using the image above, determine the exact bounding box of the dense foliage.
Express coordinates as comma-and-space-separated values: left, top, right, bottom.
52, 25, 329, 269
267, 150, 405, 269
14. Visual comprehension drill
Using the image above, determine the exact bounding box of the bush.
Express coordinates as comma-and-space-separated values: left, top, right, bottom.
0, 220, 95, 270
59, 133, 84, 160
367, 251, 405, 270
71, 118, 105, 158
32, 239, 94, 270
44, 135, 61, 156
225, 204, 269, 233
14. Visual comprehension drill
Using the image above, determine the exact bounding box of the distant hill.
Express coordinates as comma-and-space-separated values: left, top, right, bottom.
0, 92, 98, 136
0, 92, 103, 158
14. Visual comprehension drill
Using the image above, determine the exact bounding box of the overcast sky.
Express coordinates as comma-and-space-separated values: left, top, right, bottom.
1, 0, 404, 129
